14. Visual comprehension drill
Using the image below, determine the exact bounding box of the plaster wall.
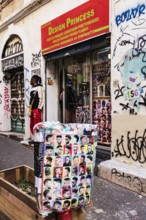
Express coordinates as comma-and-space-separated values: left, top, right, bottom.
0, 0, 23, 21
111, 0, 146, 167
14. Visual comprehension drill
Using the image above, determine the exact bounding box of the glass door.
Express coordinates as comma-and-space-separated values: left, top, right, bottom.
59, 52, 91, 124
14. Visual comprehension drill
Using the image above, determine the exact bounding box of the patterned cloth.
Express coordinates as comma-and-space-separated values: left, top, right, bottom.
33, 122, 98, 218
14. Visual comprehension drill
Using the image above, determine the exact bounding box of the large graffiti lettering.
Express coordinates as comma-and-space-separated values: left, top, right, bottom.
4, 86, 10, 112
113, 1, 146, 113
114, 130, 146, 163
115, 4, 146, 27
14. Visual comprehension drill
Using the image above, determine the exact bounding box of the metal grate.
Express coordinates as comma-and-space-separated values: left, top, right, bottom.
11, 71, 25, 133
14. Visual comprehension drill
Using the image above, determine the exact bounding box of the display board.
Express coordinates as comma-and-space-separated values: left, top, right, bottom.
34, 122, 97, 217
93, 99, 111, 145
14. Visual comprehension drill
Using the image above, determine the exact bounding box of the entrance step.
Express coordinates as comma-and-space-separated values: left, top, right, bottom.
97, 159, 146, 197
96, 146, 111, 165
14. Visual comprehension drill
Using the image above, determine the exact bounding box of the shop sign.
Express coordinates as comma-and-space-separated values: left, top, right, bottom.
41, 0, 109, 54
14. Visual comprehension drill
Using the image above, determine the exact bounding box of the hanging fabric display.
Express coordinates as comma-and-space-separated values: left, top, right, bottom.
34, 121, 98, 218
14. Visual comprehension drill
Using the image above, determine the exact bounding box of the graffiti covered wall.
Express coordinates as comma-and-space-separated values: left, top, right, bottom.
111, 0, 146, 167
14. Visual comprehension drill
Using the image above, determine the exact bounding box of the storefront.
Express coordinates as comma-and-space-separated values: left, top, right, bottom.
41, 0, 110, 149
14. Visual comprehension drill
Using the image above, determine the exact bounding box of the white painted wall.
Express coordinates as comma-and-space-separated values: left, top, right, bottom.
111, 0, 146, 167
0, 0, 89, 137
46, 62, 59, 122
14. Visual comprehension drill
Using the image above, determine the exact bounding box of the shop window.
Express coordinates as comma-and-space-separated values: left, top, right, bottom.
59, 47, 111, 147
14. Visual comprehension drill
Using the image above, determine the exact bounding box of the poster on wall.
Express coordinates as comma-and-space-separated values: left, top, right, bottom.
92, 61, 110, 97
92, 99, 111, 145
76, 106, 90, 124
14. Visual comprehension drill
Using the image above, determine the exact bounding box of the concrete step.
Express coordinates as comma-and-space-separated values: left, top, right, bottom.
97, 159, 146, 197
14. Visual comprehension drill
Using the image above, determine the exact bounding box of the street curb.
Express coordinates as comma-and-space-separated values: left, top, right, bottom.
0, 133, 23, 142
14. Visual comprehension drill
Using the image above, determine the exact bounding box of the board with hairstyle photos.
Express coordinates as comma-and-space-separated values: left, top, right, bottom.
33, 122, 98, 217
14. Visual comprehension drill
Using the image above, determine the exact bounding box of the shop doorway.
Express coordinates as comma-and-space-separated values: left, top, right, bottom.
59, 52, 91, 124
58, 47, 111, 147
47, 46, 111, 147
1, 34, 24, 132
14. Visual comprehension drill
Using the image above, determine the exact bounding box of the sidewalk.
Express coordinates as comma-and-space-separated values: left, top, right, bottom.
0, 131, 32, 147
0, 131, 25, 141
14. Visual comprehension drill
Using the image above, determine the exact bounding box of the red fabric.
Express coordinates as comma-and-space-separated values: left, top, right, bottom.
30, 108, 42, 135
58, 210, 72, 220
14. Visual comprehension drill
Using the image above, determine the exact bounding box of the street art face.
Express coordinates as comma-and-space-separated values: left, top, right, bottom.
117, 48, 146, 101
